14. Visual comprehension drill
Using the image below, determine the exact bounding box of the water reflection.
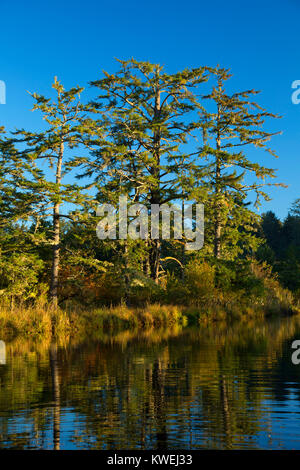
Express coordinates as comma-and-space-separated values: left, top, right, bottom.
50, 343, 60, 450
1, 317, 300, 449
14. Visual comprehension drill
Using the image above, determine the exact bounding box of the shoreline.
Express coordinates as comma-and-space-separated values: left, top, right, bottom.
0, 301, 298, 341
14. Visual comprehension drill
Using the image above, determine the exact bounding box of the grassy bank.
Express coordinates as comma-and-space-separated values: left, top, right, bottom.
0, 303, 187, 340
0, 293, 299, 341
1, 258, 299, 341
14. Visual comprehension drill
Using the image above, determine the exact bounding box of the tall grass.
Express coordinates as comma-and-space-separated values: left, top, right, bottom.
1, 259, 299, 340
0, 296, 297, 341
0, 303, 189, 340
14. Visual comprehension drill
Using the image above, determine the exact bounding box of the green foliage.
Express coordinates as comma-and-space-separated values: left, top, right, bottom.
258, 204, 300, 292
0, 253, 44, 302
194, 69, 283, 259
184, 261, 216, 305
0, 59, 296, 323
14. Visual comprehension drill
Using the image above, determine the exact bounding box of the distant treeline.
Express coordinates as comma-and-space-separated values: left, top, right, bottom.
259, 202, 300, 292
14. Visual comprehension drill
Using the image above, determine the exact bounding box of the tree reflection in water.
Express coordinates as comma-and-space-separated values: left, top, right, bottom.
0, 317, 300, 449
50, 343, 60, 450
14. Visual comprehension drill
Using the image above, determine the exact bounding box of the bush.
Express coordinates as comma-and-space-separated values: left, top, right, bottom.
184, 261, 216, 306
165, 261, 216, 307
0, 253, 44, 306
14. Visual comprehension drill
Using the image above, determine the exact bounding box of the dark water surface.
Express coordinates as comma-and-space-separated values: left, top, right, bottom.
1, 316, 300, 449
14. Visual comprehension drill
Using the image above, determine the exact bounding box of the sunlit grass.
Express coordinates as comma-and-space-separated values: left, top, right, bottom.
0, 289, 298, 342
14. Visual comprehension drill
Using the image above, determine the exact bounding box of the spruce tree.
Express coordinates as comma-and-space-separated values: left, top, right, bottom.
197, 68, 284, 259
14, 79, 95, 307
81, 59, 209, 282
0, 126, 37, 227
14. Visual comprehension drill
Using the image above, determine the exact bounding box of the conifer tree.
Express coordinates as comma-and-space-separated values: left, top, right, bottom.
0, 126, 36, 227
290, 198, 300, 217
14, 79, 96, 307
81, 59, 209, 282
197, 68, 283, 259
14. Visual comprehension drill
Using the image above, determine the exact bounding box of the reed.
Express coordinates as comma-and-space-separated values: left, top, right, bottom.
0, 288, 297, 340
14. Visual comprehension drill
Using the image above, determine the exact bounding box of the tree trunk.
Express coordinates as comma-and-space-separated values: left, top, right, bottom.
181, 200, 186, 279
214, 96, 222, 260
214, 158, 221, 259
143, 239, 151, 276
123, 240, 131, 306
149, 79, 161, 283
149, 239, 161, 282
50, 140, 64, 307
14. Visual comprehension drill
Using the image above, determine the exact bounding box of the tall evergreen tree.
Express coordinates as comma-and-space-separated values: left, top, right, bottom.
80, 59, 209, 282
260, 211, 282, 255
14, 78, 95, 307
0, 126, 36, 227
197, 68, 283, 259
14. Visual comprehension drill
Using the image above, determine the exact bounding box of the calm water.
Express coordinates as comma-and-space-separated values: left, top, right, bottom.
1, 317, 300, 449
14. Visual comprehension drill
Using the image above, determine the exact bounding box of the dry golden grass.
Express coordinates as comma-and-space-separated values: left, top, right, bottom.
0, 291, 297, 341
0, 302, 188, 340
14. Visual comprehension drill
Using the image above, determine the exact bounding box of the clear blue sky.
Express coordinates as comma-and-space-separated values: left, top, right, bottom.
0, 0, 299, 219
